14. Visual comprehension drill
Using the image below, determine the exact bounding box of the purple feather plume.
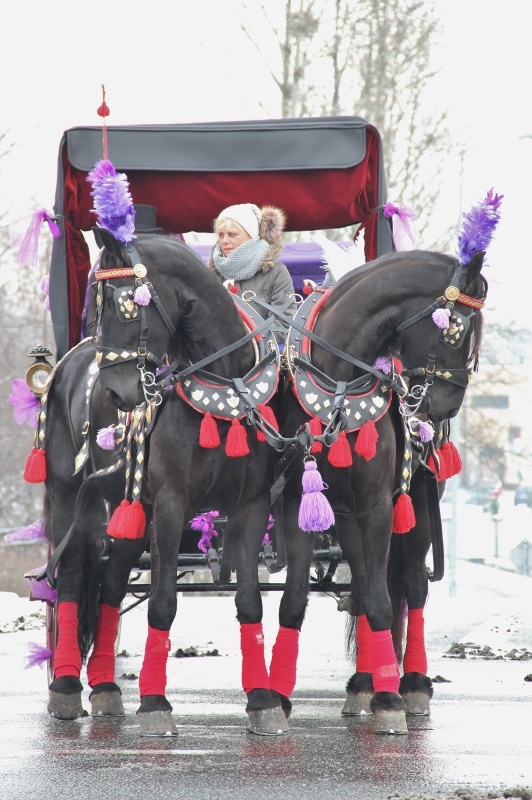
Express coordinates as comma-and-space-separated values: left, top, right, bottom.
190, 510, 220, 554
24, 642, 53, 670
8, 378, 40, 428
87, 159, 136, 244
457, 188, 503, 265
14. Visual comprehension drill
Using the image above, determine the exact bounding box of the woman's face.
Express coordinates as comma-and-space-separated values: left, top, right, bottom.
216, 221, 251, 256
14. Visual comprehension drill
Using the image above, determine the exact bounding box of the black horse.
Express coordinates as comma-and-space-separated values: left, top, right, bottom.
89, 229, 486, 735
271, 248, 486, 733
42, 232, 285, 735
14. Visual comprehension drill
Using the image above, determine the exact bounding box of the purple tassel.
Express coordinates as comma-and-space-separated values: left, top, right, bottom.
372, 355, 392, 374
8, 378, 40, 428
96, 425, 117, 450
418, 420, 435, 443
4, 518, 45, 544
298, 460, 335, 532
457, 188, 503, 265
87, 159, 136, 244
24, 575, 57, 604
23, 642, 53, 670
432, 307, 451, 329
134, 283, 151, 306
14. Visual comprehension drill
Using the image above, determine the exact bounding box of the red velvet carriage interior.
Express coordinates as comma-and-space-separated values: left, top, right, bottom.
48, 116, 392, 359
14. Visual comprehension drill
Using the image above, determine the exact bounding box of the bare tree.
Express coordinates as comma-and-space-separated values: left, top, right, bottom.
234, 0, 450, 243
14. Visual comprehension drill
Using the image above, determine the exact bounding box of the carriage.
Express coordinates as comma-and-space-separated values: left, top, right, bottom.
30, 115, 394, 599
20, 114, 497, 737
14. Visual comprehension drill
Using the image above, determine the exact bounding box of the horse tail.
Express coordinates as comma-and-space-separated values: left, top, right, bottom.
387, 533, 408, 664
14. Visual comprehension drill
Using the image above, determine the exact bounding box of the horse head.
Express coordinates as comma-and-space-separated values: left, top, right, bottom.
92, 228, 251, 411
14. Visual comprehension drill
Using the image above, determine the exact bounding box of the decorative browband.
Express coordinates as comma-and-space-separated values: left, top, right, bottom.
457, 293, 484, 310
95, 268, 136, 280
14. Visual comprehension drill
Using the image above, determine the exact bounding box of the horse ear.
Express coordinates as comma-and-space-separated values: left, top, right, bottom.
462, 251, 485, 294
93, 226, 126, 257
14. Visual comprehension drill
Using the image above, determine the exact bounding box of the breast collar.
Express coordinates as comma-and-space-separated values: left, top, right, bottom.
286, 288, 392, 432
176, 294, 280, 421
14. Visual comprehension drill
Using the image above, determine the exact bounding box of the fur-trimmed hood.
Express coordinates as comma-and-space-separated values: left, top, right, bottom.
208, 205, 286, 273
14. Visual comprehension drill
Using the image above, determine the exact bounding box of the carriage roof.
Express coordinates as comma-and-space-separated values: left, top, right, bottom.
49, 116, 392, 359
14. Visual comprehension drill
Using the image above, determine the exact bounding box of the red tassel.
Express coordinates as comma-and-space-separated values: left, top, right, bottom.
328, 431, 353, 467
392, 357, 404, 374
226, 418, 250, 457
427, 447, 447, 481
354, 419, 379, 461
23, 448, 47, 483
309, 416, 323, 454
392, 493, 416, 534
199, 412, 221, 448
256, 404, 279, 442
440, 441, 462, 478
107, 499, 146, 539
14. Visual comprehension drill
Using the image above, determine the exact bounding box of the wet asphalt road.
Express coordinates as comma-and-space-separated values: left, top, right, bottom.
1, 559, 532, 800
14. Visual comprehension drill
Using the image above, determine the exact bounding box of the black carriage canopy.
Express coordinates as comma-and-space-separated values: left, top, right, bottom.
49, 116, 392, 358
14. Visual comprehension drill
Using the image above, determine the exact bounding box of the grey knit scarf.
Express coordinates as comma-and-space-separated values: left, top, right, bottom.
212, 237, 270, 281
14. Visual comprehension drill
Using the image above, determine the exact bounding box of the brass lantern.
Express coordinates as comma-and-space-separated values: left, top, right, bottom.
25, 346, 53, 396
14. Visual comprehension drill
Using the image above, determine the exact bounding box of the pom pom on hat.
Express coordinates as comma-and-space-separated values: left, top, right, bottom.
217, 203, 261, 239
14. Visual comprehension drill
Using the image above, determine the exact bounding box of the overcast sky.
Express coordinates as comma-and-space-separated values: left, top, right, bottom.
1, 0, 531, 327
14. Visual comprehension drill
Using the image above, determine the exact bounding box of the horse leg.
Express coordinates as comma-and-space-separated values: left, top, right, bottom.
270, 496, 316, 720
46, 485, 104, 720
336, 514, 375, 715
396, 471, 434, 715
134, 502, 183, 736
87, 521, 151, 717
233, 499, 289, 736
358, 494, 408, 734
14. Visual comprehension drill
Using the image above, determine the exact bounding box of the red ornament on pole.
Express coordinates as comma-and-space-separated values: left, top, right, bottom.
97, 84, 110, 160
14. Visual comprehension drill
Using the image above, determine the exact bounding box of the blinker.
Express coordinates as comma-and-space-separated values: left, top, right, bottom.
113, 286, 140, 322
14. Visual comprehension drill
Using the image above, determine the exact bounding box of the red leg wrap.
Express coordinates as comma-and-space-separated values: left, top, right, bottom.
139, 626, 170, 697
86, 604, 120, 687
402, 607, 428, 675
355, 614, 373, 673
269, 626, 299, 697
371, 629, 400, 694
53, 601, 82, 679
240, 623, 269, 693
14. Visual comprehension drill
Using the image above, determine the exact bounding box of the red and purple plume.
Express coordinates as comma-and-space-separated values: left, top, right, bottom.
87, 159, 136, 244
456, 188, 503, 266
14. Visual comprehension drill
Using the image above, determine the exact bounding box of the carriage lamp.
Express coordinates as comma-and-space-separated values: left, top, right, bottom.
25, 346, 53, 395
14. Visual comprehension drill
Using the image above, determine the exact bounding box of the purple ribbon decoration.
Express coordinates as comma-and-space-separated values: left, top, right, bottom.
13, 209, 61, 269
3, 518, 45, 544
383, 202, 420, 251
8, 378, 40, 428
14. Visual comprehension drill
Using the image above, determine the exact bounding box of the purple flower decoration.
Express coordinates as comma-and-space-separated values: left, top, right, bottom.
4, 518, 45, 544
24, 642, 53, 670
457, 188, 503, 265
262, 514, 274, 546
372, 356, 392, 375
8, 378, 40, 428
190, 510, 220, 554
87, 159, 136, 244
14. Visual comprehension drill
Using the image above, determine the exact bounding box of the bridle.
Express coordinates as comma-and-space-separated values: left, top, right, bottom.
395, 263, 486, 417
93, 244, 176, 406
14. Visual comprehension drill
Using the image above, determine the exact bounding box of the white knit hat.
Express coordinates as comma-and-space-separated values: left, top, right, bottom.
217, 203, 262, 239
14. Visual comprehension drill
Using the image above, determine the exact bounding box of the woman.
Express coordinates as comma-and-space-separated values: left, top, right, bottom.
208, 203, 295, 342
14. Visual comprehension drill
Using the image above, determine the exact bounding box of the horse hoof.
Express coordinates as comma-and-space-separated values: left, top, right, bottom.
137, 710, 177, 736
90, 690, 125, 717
48, 691, 84, 720
341, 691, 374, 716
402, 691, 430, 716
246, 707, 289, 736
373, 708, 408, 735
